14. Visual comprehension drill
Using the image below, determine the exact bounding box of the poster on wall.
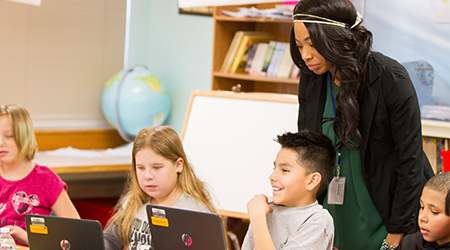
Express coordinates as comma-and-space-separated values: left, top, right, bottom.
356, 0, 450, 121
178, 0, 280, 8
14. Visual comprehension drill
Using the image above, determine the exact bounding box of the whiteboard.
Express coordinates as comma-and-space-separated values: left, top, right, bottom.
181, 90, 298, 216
178, 0, 280, 8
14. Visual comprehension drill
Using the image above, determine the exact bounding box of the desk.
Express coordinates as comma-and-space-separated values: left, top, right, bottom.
34, 151, 131, 199
33, 128, 131, 198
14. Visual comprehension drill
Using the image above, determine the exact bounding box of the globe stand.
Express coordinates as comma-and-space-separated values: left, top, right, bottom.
113, 67, 139, 143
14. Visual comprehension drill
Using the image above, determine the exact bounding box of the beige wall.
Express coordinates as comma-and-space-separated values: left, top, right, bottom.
0, 0, 126, 129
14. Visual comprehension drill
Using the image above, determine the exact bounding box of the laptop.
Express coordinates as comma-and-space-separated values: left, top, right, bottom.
146, 204, 227, 250
25, 214, 105, 250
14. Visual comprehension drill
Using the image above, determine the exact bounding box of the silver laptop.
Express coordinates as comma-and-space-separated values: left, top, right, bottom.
147, 204, 227, 250
25, 214, 105, 250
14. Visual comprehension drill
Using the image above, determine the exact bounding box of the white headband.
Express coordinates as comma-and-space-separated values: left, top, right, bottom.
293, 13, 362, 29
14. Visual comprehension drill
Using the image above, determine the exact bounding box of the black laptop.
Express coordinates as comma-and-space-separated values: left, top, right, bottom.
146, 204, 227, 250
25, 214, 105, 250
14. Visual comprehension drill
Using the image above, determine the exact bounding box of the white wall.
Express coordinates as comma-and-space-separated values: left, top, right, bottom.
127, 0, 214, 134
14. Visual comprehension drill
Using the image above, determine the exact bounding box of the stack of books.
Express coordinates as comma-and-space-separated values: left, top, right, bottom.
423, 137, 450, 174
220, 31, 300, 79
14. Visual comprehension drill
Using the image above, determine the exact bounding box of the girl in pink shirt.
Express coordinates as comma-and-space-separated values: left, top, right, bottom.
0, 104, 79, 246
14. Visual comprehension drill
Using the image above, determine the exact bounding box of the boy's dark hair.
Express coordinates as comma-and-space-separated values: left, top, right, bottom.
275, 129, 336, 196
425, 172, 450, 215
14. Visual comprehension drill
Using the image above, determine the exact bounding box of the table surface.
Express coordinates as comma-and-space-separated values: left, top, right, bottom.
34, 150, 131, 174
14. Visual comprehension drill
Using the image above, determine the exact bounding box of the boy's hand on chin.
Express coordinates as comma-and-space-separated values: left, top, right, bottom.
247, 194, 274, 219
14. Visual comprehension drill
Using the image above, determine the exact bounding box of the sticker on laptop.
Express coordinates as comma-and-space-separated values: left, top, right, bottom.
151, 208, 169, 227
60, 239, 71, 250
30, 217, 45, 226
29, 224, 48, 234
29, 216, 48, 234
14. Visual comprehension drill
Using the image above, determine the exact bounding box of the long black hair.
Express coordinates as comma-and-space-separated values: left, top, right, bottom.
290, 0, 373, 150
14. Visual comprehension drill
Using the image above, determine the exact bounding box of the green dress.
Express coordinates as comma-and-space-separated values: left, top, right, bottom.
322, 77, 387, 250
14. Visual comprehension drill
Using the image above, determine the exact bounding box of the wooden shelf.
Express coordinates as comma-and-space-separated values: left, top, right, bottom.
215, 15, 292, 23
213, 71, 298, 85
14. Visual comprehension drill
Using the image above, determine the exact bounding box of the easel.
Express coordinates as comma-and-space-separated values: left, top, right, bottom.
180, 90, 298, 248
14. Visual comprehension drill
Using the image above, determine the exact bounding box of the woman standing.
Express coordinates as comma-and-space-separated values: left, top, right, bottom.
290, 0, 434, 249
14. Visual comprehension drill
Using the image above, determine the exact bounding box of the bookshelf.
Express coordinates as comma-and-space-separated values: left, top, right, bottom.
211, 3, 299, 95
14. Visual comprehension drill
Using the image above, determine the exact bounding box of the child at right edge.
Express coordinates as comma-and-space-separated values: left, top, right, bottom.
396, 172, 450, 249
242, 129, 336, 250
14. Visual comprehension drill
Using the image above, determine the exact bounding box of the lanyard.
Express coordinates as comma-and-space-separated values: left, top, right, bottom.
329, 73, 342, 178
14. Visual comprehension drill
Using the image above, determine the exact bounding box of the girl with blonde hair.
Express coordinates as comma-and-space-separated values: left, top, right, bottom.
104, 126, 215, 250
0, 104, 79, 246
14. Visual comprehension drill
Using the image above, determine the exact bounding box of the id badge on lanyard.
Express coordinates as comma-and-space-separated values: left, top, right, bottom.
326, 73, 345, 205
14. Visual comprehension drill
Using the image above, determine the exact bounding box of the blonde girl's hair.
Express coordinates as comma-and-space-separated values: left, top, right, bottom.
109, 126, 215, 246
0, 104, 37, 161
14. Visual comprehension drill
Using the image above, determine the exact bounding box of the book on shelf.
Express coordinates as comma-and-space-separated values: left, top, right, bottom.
220, 31, 245, 73
276, 43, 295, 78
423, 137, 450, 174
290, 65, 300, 79
249, 42, 270, 76
440, 138, 450, 173
244, 41, 260, 74
423, 137, 438, 174
267, 42, 287, 78
228, 32, 274, 74
220, 32, 300, 80
260, 41, 277, 76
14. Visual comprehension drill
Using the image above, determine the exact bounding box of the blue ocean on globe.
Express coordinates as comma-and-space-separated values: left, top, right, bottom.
102, 66, 171, 139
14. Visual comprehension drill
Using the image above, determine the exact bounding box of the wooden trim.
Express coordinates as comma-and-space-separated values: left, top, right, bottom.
50, 164, 130, 175
35, 129, 127, 151
213, 71, 299, 85
215, 15, 293, 23
217, 209, 249, 221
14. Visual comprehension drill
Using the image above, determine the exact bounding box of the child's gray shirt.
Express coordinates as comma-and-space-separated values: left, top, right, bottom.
242, 200, 334, 250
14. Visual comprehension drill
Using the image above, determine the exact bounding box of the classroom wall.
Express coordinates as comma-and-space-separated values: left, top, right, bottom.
127, 0, 214, 134
0, 0, 126, 129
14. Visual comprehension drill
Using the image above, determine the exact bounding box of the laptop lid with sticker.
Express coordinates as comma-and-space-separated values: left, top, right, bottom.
146, 204, 227, 250
25, 214, 105, 250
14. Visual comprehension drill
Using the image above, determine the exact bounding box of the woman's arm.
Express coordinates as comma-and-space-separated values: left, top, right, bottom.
384, 63, 429, 239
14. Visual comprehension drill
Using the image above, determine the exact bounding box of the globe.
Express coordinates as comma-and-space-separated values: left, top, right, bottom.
102, 66, 171, 140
